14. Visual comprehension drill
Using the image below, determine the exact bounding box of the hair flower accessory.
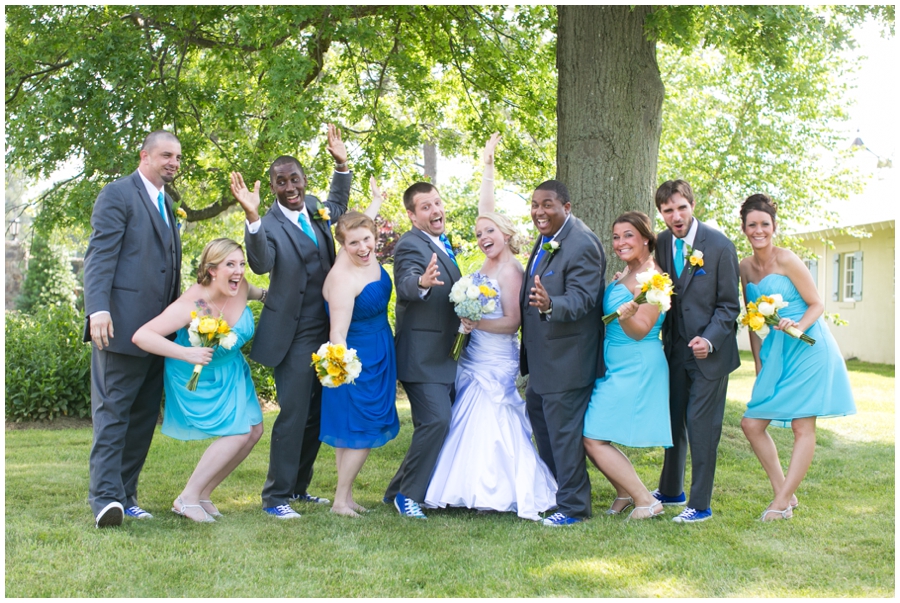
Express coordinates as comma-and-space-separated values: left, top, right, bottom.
542, 240, 559, 254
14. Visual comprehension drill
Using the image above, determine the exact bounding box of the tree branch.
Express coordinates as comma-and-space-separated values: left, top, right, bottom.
6, 60, 74, 105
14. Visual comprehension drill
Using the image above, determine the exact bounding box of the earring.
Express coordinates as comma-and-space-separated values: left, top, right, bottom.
212, 276, 216, 281
644, 242, 648, 246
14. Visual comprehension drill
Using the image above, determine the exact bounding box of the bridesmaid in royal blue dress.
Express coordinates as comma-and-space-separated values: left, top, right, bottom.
583, 212, 671, 520
739, 194, 855, 521
133, 238, 266, 523
320, 179, 399, 517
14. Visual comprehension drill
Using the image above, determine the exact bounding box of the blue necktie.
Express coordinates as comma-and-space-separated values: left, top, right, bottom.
439, 233, 457, 266
531, 236, 551, 276
298, 213, 318, 247
674, 238, 684, 278
157, 191, 168, 227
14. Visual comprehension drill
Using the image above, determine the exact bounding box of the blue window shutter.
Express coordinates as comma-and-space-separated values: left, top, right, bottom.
852, 251, 863, 301
832, 253, 840, 301
807, 259, 818, 288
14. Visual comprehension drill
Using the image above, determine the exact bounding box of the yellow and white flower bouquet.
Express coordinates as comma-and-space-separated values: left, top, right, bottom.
311, 342, 362, 387
603, 268, 674, 324
186, 312, 238, 390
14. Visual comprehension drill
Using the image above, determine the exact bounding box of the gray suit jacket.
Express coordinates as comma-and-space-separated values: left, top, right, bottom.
393, 227, 462, 384
83, 170, 182, 356
655, 220, 741, 380
245, 171, 351, 368
519, 216, 606, 395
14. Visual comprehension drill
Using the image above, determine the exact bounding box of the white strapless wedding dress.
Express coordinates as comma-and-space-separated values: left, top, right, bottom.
423, 276, 557, 520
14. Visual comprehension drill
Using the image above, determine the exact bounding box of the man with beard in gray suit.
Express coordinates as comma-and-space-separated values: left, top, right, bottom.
83, 130, 183, 527
651, 179, 740, 523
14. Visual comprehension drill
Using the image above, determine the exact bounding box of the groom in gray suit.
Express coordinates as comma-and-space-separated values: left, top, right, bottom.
520, 180, 606, 526
231, 125, 350, 518
83, 130, 183, 527
652, 179, 740, 523
384, 182, 462, 518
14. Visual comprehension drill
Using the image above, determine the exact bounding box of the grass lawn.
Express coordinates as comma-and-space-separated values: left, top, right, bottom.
5, 352, 894, 597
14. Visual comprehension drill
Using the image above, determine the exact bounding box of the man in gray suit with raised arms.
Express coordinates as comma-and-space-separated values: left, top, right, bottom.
230, 124, 350, 519
84, 130, 183, 527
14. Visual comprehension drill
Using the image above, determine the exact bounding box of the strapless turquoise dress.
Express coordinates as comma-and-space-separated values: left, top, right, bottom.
162, 306, 262, 440
583, 282, 672, 447
745, 274, 856, 427
320, 266, 399, 449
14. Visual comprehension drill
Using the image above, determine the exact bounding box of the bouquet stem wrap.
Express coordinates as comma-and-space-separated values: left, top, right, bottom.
449, 324, 467, 362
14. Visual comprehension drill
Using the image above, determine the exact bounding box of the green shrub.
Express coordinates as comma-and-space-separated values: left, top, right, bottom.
17, 235, 78, 313
5, 305, 91, 421
243, 301, 277, 403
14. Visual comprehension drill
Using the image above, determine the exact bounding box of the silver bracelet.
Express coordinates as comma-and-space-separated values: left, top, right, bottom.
483, 175, 494, 181
259, 288, 268, 303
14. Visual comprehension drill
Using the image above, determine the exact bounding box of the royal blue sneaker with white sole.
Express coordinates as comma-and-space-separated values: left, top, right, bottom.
672, 507, 712, 523
541, 512, 582, 527
394, 493, 427, 519
125, 505, 153, 519
651, 489, 687, 506
290, 493, 330, 504
264, 504, 301, 519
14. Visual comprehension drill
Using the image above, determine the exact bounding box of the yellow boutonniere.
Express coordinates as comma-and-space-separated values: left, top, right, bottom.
175, 207, 187, 220
314, 207, 331, 222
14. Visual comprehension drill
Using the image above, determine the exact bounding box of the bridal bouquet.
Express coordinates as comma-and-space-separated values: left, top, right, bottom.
186, 312, 238, 390
741, 294, 816, 345
448, 273, 500, 361
602, 268, 674, 324
311, 342, 362, 387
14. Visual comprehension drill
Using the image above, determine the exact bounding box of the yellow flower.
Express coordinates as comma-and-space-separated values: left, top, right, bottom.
191, 311, 198, 319
759, 295, 774, 305
198, 316, 219, 334
318, 207, 331, 221
176, 207, 187, 219
217, 319, 230, 334
748, 313, 766, 331
689, 255, 703, 267
326, 363, 343, 377
311, 353, 321, 363
478, 284, 497, 297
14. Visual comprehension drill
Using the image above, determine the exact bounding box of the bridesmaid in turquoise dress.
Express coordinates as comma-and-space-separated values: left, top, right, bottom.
133, 238, 266, 523
739, 194, 855, 521
583, 212, 671, 520
319, 180, 399, 517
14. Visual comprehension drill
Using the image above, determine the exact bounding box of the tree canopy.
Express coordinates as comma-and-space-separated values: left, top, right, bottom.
6, 5, 894, 267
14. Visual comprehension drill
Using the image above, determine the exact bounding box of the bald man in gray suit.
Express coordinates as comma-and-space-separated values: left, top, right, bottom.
83, 131, 183, 527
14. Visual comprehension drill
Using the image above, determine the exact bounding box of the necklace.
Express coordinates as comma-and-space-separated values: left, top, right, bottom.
204, 286, 230, 318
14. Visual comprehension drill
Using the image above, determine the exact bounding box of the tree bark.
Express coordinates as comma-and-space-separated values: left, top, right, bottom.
423, 141, 437, 183
556, 5, 665, 278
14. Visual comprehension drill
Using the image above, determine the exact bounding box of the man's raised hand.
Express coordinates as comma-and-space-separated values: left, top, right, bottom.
230, 172, 261, 223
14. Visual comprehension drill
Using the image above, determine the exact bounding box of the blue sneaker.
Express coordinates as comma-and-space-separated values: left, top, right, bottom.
264, 504, 301, 519
672, 507, 712, 523
394, 493, 427, 519
541, 512, 582, 527
125, 505, 153, 519
290, 493, 330, 505
651, 489, 687, 506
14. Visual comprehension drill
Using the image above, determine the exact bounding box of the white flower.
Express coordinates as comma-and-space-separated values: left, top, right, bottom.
757, 324, 770, 340
483, 300, 497, 314
187, 330, 202, 347
771, 294, 789, 310
635, 269, 659, 286
691, 249, 703, 260
548, 240, 559, 251
465, 284, 481, 300
449, 278, 470, 304
315, 343, 330, 357
219, 332, 238, 350
757, 301, 775, 317
645, 288, 664, 306
659, 296, 672, 312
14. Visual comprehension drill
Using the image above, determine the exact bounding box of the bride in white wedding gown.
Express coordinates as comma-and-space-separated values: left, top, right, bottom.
423, 134, 557, 520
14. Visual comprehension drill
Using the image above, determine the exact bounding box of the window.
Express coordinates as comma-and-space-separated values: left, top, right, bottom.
804, 258, 818, 288
842, 251, 863, 301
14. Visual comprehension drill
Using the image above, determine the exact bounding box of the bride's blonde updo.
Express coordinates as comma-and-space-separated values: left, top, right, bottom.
477, 212, 521, 255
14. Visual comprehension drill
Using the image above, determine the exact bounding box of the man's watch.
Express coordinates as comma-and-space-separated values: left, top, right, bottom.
334, 161, 349, 171
541, 298, 553, 316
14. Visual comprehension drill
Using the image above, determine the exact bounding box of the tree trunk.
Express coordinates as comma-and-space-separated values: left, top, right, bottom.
556, 5, 665, 278
423, 141, 437, 183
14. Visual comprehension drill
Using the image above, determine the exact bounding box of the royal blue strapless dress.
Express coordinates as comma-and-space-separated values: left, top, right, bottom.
320, 266, 399, 449
162, 306, 262, 440
583, 282, 672, 447
745, 274, 856, 427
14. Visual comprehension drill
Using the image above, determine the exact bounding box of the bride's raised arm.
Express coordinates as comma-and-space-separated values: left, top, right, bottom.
478, 132, 501, 215
365, 176, 387, 220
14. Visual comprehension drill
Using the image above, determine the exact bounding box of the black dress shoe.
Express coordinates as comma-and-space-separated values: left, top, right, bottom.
96, 502, 124, 528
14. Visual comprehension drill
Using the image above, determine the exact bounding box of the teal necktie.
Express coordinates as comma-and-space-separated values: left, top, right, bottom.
298, 213, 318, 247
439, 233, 457, 266
157, 191, 169, 227
674, 238, 684, 278
531, 236, 550, 276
